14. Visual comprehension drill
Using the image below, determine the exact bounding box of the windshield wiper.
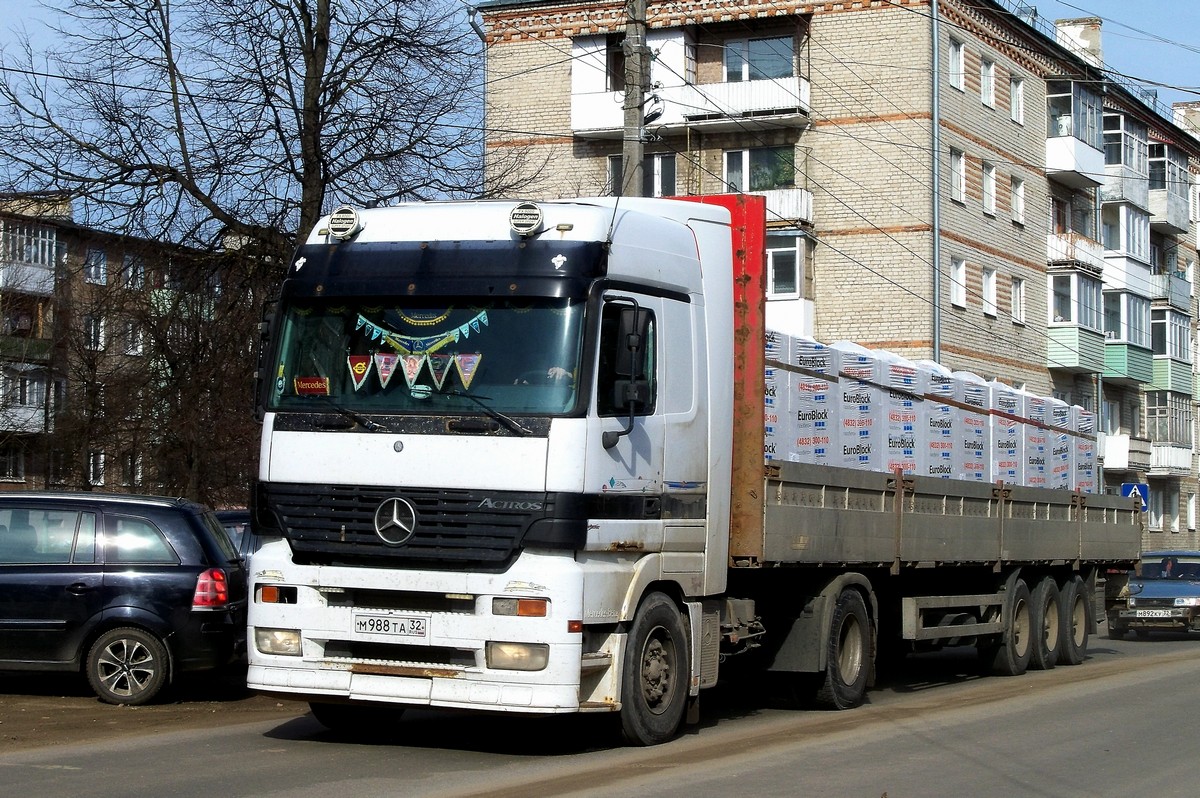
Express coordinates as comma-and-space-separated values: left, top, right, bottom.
319, 399, 391, 433
444, 390, 531, 436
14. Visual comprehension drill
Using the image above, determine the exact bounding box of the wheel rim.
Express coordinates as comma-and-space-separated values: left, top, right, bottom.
1043, 594, 1060, 649
1012, 597, 1030, 658
96, 638, 158, 699
838, 615, 864, 684
639, 624, 675, 716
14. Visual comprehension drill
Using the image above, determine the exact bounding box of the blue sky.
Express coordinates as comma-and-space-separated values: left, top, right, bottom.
0, 0, 1196, 111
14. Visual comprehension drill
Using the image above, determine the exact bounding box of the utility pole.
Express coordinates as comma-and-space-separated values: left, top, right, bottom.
620, 0, 649, 197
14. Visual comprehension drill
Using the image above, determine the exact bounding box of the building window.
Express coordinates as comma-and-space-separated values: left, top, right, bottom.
949, 148, 965, 202
1, 221, 57, 267
84, 316, 105, 351
982, 267, 997, 316
724, 147, 795, 192
979, 58, 995, 107
1103, 113, 1148, 174
1149, 143, 1188, 197
1050, 272, 1103, 330
1010, 176, 1025, 224
121, 255, 145, 290
88, 451, 105, 487
1104, 291, 1151, 347
123, 320, 143, 356
724, 35, 793, 82
1046, 80, 1103, 149
1011, 277, 1025, 324
48, 451, 66, 484
1010, 76, 1025, 124
0, 446, 24, 481
605, 33, 625, 92
1146, 392, 1192, 446
1101, 204, 1149, 261
950, 257, 966, 307
1152, 309, 1191, 362
948, 37, 964, 90
120, 452, 142, 487
982, 162, 996, 214
608, 153, 677, 197
84, 249, 107, 284
766, 239, 803, 299
15, 375, 45, 407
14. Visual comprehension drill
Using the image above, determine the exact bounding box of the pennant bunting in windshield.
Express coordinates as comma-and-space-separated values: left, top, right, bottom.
347, 355, 373, 391
455, 353, 482, 389
401, 354, 426, 388
375, 353, 398, 389
427, 353, 454, 390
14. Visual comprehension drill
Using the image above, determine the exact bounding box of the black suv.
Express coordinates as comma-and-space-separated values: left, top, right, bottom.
0, 493, 248, 705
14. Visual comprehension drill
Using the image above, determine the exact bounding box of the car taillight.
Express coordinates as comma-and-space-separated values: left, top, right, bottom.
193, 568, 230, 608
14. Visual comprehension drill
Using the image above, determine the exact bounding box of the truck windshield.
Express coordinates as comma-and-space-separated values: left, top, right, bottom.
267, 297, 585, 416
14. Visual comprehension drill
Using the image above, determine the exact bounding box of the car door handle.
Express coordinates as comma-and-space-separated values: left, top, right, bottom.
66, 582, 95, 595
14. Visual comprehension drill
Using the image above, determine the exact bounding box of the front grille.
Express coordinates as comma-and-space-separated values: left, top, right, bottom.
323, 641, 476, 668
260, 482, 558, 572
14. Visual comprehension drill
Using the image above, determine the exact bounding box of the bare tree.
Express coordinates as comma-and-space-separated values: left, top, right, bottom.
0, 0, 526, 254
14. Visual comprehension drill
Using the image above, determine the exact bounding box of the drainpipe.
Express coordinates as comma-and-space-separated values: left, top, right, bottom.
931, 0, 942, 362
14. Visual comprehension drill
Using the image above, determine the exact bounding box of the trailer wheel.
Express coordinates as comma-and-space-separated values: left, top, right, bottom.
982, 578, 1032, 676
620, 592, 689, 746
1058, 576, 1089, 665
813, 589, 871, 710
1029, 577, 1062, 670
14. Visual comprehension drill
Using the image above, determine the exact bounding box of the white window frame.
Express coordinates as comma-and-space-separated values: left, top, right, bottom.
84, 316, 105, 351
88, 451, 105, 487
948, 37, 964, 91
724, 35, 794, 82
949, 148, 966, 203
1011, 276, 1025, 325
123, 320, 143, 356
723, 146, 795, 192
766, 238, 803, 299
84, 249, 107, 285
608, 153, 677, 198
1010, 176, 1025, 224
950, 257, 967, 307
1009, 76, 1025, 124
122, 254, 145, 290
982, 266, 998, 316
982, 162, 996, 215
980, 58, 995, 107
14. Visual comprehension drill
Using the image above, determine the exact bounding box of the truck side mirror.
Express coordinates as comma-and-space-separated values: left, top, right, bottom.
603, 303, 651, 449
252, 300, 277, 423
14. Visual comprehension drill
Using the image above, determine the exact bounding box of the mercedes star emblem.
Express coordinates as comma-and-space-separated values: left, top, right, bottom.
374, 497, 418, 546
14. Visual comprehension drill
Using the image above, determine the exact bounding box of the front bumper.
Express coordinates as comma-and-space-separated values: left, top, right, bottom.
1112, 606, 1200, 631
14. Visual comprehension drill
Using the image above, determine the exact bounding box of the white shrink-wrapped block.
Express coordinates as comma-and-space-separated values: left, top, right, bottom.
1048, 398, 1073, 490
1022, 391, 1049, 489
880, 349, 920, 475
917, 360, 956, 479
1073, 406, 1098, 493
954, 371, 991, 482
789, 337, 839, 464
989, 381, 1024, 485
763, 331, 792, 462
832, 341, 884, 472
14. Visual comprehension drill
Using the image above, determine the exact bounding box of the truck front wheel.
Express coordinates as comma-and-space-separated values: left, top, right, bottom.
620, 592, 689, 746
814, 589, 871, 710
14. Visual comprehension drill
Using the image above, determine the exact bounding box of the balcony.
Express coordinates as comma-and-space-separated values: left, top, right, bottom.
1152, 357, 1193, 394
0, 403, 46, 434
571, 77, 811, 139
1045, 136, 1103, 189
1149, 442, 1192, 476
0, 261, 55, 297
1099, 433, 1152, 471
1150, 270, 1191, 312
1047, 231, 1104, 271
0, 334, 53, 362
1104, 341, 1153, 385
1149, 189, 1189, 234
1101, 165, 1150, 211
1047, 325, 1105, 373
762, 188, 813, 224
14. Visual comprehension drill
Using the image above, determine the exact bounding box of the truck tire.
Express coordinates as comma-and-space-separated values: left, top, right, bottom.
982, 577, 1032, 676
1058, 576, 1089, 665
1029, 577, 1062, 670
813, 589, 871, 710
309, 701, 405, 734
620, 592, 689, 746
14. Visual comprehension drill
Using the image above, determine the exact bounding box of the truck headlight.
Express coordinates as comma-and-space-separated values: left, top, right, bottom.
486, 641, 549, 671
255, 628, 302, 656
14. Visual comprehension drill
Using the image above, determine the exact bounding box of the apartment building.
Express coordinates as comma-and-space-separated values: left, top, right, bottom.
477, 0, 1200, 546
0, 200, 204, 493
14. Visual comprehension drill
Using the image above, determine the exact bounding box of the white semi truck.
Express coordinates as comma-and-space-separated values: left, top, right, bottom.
246, 194, 1141, 745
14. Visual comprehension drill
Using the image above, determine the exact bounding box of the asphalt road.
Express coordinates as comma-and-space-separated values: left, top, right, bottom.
2, 627, 1199, 797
